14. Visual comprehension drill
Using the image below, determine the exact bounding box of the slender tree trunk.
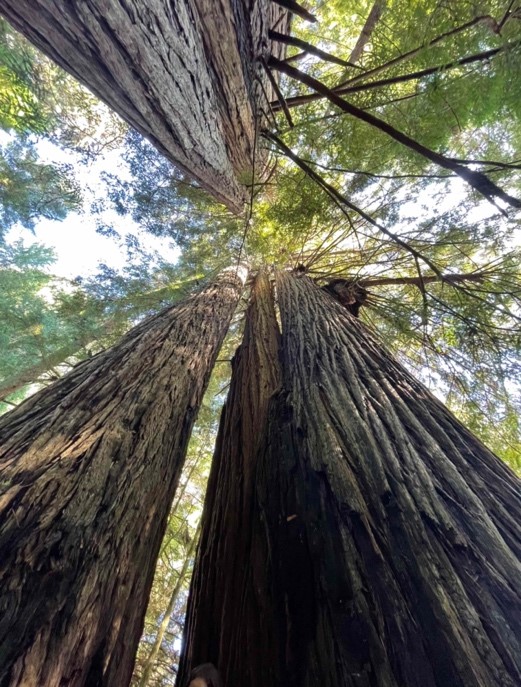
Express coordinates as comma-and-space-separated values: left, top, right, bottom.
178, 271, 282, 687
0, 1, 288, 211
348, 0, 386, 64
179, 270, 521, 687
0, 267, 246, 687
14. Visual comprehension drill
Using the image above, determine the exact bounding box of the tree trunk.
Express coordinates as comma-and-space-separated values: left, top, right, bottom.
178, 271, 282, 687
179, 269, 521, 687
0, 266, 246, 687
0, 1, 289, 212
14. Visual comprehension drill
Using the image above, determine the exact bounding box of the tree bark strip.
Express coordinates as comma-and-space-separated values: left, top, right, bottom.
0, 267, 247, 687
177, 271, 282, 687
179, 269, 521, 687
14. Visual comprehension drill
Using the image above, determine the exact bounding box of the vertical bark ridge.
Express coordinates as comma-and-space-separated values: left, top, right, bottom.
0, 267, 246, 687
178, 271, 282, 687
267, 270, 521, 687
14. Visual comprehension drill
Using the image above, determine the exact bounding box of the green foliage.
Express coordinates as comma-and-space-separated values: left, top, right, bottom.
0, 138, 82, 234
0, 18, 50, 134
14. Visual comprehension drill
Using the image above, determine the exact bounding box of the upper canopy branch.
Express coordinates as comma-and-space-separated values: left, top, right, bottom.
263, 130, 446, 278
269, 30, 360, 68
268, 56, 521, 211
271, 0, 317, 22
271, 43, 516, 110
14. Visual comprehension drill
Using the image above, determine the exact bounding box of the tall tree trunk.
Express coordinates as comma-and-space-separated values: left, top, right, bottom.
179, 269, 521, 687
0, 1, 288, 212
178, 271, 282, 687
0, 267, 246, 687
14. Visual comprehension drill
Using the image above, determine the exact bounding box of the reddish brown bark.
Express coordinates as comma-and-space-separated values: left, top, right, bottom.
0, 1, 289, 212
179, 270, 521, 687
178, 272, 281, 687
0, 267, 246, 687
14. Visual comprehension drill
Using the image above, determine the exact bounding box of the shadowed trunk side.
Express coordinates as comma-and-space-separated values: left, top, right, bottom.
177, 271, 282, 687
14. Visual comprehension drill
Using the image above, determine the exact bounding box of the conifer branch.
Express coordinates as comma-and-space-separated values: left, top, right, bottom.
263, 130, 445, 277
337, 14, 505, 88
271, 0, 317, 22
271, 43, 516, 110
268, 56, 521, 210
269, 30, 359, 68
359, 271, 487, 288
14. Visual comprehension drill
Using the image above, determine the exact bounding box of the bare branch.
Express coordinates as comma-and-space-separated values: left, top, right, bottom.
271, 0, 317, 22
349, 1, 386, 64
269, 30, 359, 68
359, 271, 488, 288
271, 43, 515, 110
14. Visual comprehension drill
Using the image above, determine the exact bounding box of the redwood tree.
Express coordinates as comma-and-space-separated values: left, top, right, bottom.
0, 0, 288, 211
0, 267, 246, 687
179, 271, 281, 686
179, 270, 521, 687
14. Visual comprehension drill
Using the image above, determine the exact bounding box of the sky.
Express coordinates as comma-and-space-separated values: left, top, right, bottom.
2, 131, 180, 280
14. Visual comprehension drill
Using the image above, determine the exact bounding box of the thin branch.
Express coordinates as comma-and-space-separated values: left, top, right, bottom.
281, 50, 308, 64
448, 157, 521, 170
300, 157, 452, 179
271, 0, 317, 22
263, 130, 445, 276
271, 43, 514, 110
359, 271, 487, 288
269, 30, 360, 68
268, 56, 521, 210
261, 58, 294, 128
336, 14, 504, 89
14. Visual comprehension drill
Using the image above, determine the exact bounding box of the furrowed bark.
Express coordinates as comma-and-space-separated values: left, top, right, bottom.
180, 269, 521, 687
177, 271, 282, 687
265, 271, 521, 686
0, 266, 247, 687
0, 1, 289, 212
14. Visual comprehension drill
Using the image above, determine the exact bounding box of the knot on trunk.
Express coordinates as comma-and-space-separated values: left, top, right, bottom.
322, 279, 368, 317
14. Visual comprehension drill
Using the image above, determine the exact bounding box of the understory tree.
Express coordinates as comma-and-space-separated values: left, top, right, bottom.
180, 270, 521, 687
0, 267, 246, 687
